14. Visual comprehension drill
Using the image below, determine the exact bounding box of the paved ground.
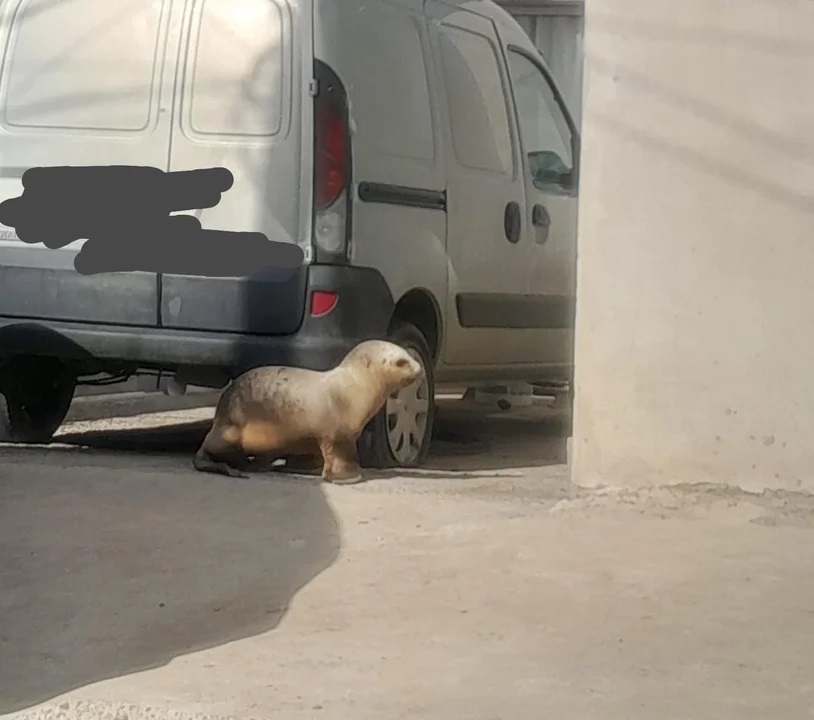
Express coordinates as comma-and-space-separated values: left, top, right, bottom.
2, 398, 814, 719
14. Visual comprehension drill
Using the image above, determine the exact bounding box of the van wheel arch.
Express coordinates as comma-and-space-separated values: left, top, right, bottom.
389, 288, 442, 361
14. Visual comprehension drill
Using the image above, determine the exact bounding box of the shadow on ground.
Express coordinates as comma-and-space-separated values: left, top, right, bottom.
0, 439, 341, 714
48, 398, 569, 475
0, 397, 566, 712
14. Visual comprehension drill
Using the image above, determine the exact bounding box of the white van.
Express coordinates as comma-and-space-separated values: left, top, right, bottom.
0, 0, 579, 468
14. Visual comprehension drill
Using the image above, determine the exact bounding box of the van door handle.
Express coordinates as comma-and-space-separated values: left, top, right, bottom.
532, 203, 551, 244
504, 201, 521, 244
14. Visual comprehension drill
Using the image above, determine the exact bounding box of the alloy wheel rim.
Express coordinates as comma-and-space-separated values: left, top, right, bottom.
385, 348, 430, 465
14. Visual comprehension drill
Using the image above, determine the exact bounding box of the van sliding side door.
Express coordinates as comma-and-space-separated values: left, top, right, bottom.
426, 2, 534, 366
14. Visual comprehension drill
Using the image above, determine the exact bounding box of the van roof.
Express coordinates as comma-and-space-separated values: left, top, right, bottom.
334, 0, 544, 58
435, 1, 545, 56
433, 0, 527, 26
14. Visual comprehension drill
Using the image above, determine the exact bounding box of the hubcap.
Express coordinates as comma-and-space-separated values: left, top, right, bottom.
385, 348, 430, 465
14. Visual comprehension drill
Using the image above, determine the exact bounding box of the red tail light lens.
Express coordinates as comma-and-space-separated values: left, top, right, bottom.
310, 290, 339, 317
315, 102, 348, 209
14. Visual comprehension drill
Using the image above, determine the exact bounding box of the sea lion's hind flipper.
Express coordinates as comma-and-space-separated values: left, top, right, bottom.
193, 442, 249, 479
240, 453, 282, 473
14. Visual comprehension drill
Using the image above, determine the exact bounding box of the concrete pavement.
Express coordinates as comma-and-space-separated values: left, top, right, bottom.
2, 403, 814, 719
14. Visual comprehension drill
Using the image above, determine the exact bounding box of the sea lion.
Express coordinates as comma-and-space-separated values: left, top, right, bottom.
193, 339, 424, 483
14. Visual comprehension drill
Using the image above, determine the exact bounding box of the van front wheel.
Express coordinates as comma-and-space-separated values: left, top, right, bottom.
358, 320, 435, 470
0, 356, 76, 444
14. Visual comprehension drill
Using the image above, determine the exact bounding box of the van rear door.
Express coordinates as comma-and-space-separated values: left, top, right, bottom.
0, 0, 179, 327
160, 0, 312, 335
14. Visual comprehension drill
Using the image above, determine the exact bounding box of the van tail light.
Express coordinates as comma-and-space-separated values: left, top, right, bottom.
313, 60, 352, 263
315, 103, 347, 209
311, 290, 339, 317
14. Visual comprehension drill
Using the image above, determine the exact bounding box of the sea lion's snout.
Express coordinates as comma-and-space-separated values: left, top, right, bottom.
350, 339, 424, 389
393, 352, 422, 384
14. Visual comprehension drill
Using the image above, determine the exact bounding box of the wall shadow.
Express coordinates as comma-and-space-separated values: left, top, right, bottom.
0, 421, 341, 714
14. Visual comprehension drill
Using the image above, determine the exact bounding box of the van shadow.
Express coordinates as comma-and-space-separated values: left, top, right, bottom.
422, 398, 570, 473
0, 422, 341, 714
52, 395, 569, 477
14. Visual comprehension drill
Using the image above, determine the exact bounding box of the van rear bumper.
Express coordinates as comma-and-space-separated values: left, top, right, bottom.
0, 265, 395, 378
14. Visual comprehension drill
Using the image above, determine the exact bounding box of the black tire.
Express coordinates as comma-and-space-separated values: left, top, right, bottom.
357, 320, 436, 469
0, 356, 77, 443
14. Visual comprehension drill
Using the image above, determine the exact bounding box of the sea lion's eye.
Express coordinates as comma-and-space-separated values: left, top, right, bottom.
395, 358, 410, 368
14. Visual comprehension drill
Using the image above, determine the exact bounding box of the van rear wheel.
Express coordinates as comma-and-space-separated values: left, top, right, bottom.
0, 356, 76, 444
358, 320, 435, 470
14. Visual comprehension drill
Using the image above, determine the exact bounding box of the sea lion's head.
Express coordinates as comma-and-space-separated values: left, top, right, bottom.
343, 339, 424, 391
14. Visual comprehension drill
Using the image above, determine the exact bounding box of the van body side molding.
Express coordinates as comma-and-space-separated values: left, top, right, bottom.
357, 182, 447, 211
456, 292, 575, 330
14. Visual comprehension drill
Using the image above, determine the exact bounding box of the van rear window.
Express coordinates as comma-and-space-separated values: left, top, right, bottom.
1, 0, 166, 132
184, 0, 290, 138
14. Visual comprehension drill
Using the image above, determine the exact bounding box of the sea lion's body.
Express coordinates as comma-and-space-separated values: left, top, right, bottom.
193, 340, 423, 482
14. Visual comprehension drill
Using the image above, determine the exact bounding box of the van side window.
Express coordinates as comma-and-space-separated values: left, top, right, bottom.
438, 25, 513, 175
507, 50, 574, 192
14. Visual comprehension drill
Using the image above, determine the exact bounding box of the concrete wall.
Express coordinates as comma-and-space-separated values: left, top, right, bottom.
571, 0, 814, 492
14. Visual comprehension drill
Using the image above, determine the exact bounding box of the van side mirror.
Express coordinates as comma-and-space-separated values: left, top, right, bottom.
527, 150, 574, 191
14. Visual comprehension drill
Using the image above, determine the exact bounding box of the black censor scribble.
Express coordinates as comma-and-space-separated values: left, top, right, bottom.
0, 165, 304, 277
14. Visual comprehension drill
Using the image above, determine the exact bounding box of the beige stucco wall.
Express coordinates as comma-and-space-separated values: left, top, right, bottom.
571, 0, 814, 491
